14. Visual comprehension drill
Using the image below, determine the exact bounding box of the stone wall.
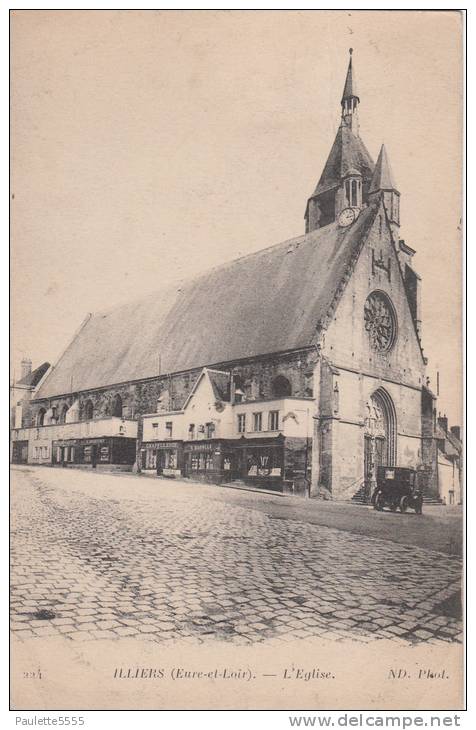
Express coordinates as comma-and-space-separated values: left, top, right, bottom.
27, 349, 318, 430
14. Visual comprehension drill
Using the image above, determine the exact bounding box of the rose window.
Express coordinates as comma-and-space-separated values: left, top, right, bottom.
364, 292, 396, 352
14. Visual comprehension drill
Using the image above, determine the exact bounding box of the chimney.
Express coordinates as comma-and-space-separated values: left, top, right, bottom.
20, 358, 32, 380
437, 414, 448, 434
450, 425, 461, 441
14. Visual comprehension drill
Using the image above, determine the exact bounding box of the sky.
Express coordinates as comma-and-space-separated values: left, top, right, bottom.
10, 10, 463, 424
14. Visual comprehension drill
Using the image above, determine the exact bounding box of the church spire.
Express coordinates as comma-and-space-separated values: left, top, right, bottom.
341, 48, 360, 135
369, 144, 397, 193
304, 49, 374, 233
369, 144, 400, 232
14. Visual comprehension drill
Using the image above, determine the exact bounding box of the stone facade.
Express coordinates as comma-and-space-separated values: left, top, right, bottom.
312, 203, 427, 500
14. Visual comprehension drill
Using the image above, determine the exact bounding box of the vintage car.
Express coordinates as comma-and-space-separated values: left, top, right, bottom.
372, 466, 423, 514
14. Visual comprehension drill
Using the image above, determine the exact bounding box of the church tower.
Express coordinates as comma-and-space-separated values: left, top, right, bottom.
305, 49, 374, 233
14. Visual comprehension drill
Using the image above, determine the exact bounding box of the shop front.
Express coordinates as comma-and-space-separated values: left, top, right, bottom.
52, 436, 136, 468
231, 436, 285, 491
183, 440, 232, 484
141, 440, 183, 477
180, 435, 309, 492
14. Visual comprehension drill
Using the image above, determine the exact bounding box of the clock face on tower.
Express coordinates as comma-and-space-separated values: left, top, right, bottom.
338, 207, 356, 227
364, 291, 397, 352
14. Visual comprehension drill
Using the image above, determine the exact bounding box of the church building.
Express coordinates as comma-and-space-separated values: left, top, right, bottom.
11, 50, 439, 500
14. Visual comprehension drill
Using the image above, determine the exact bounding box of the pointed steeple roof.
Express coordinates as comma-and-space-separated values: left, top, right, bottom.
341, 48, 359, 102
311, 125, 374, 197
369, 144, 398, 193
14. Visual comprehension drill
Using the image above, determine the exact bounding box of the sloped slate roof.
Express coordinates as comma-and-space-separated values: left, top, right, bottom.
435, 425, 460, 458
446, 429, 462, 452
208, 370, 231, 402
312, 125, 374, 197
16, 361, 50, 387
35, 203, 379, 399
369, 144, 398, 193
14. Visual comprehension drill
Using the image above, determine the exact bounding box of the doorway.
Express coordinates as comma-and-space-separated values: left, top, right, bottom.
363, 388, 396, 498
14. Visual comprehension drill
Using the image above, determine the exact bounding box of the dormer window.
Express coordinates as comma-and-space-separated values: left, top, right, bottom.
344, 169, 362, 208
234, 390, 244, 404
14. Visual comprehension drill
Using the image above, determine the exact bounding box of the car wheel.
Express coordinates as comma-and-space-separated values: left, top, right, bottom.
400, 496, 409, 513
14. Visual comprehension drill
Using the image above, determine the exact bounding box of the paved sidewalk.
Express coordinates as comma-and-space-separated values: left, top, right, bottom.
10, 466, 462, 646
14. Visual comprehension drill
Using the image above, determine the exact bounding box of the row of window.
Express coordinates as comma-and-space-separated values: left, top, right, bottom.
150, 412, 280, 440
33, 446, 49, 459
151, 421, 175, 438
238, 410, 279, 434
36, 395, 124, 426
150, 422, 216, 440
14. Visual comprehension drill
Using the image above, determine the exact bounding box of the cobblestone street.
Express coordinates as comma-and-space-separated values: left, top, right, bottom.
11, 466, 463, 647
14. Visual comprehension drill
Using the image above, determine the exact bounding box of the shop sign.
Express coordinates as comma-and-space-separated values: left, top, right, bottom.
185, 442, 216, 452
83, 438, 108, 447
163, 468, 181, 477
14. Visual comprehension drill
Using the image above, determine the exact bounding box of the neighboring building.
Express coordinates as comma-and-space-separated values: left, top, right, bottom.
435, 416, 463, 505
10, 359, 50, 464
11, 51, 454, 499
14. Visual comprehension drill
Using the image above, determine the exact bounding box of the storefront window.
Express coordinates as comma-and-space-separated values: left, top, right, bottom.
83, 446, 92, 463
166, 451, 177, 469
145, 448, 157, 469
69, 447, 75, 462
100, 446, 109, 462
191, 454, 199, 470
205, 453, 213, 470
247, 447, 282, 477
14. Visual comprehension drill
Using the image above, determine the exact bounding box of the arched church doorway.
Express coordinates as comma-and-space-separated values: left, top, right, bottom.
363, 388, 396, 499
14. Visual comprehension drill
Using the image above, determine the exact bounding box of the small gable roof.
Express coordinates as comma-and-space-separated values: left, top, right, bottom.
35, 203, 380, 400
182, 368, 230, 411
208, 370, 231, 402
